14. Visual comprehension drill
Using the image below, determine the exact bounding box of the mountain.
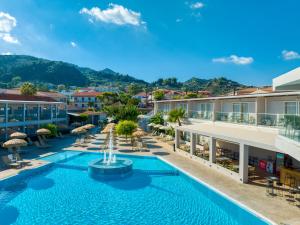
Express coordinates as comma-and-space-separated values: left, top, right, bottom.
0, 55, 147, 87
152, 77, 246, 95
0, 55, 246, 95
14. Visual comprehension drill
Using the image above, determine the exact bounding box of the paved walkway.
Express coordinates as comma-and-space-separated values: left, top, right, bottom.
1, 133, 300, 224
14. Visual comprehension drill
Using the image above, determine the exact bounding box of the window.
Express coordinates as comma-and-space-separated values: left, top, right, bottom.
233, 103, 248, 113
82, 104, 84, 108
285, 102, 297, 115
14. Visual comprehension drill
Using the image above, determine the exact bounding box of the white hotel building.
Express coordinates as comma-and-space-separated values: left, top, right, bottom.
153, 67, 300, 184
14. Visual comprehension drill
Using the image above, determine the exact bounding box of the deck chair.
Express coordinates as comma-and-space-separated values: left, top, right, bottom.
2, 155, 21, 169
26, 137, 34, 146
34, 141, 50, 149
38, 136, 51, 148
15, 153, 32, 166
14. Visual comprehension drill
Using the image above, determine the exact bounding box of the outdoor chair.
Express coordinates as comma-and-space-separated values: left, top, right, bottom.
34, 141, 50, 149
37, 136, 52, 148
2, 155, 21, 169
15, 153, 32, 166
26, 137, 34, 146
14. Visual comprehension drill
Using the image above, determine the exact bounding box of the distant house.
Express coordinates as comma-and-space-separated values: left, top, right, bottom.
70, 91, 102, 111
227, 87, 273, 96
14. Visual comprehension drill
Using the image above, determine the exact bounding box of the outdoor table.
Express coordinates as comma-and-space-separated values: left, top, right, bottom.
267, 176, 279, 195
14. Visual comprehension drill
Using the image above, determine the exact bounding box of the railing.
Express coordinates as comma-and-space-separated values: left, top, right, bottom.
278, 115, 300, 142
188, 110, 213, 120
216, 112, 256, 125
256, 113, 285, 127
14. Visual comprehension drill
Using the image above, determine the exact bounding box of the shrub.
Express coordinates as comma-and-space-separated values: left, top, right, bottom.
116, 120, 137, 141
42, 123, 58, 137
20, 82, 37, 96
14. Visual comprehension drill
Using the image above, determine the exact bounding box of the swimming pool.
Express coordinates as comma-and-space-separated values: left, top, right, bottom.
0, 151, 272, 225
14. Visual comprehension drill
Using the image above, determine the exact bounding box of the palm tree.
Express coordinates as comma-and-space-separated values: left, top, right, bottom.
168, 108, 186, 126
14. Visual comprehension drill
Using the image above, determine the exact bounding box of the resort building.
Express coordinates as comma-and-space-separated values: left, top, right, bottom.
0, 89, 67, 141
153, 67, 300, 184
70, 91, 102, 111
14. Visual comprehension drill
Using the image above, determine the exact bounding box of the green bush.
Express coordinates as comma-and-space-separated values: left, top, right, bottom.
42, 123, 58, 137
150, 113, 164, 125
116, 120, 137, 141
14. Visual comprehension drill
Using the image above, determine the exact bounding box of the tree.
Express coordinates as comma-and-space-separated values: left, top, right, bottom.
42, 123, 58, 137
57, 84, 66, 92
87, 102, 95, 111
150, 113, 164, 125
153, 90, 165, 101
168, 108, 186, 126
143, 86, 152, 106
127, 83, 142, 96
20, 82, 37, 96
97, 92, 119, 106
78, 113, 88, 123
184, 93, 198, 99
117, 105, 139, 121
11, 76, 21, 87
116, 120, 137, 141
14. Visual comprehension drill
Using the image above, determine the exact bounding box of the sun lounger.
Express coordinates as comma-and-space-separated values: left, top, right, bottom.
15, 153, 32, 166
26, 137, 34, 146
2, 155, 21, 169
34, 141, 50, 149
37, 136, 51, 148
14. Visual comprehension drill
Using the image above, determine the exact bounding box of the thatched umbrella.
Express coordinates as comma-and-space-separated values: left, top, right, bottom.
82, 124, 95, 130
3, 139, 28, 156
71, 127, 87, 135
3, 139, 28, 148
36, 128, 51, 136
154, 124, 162, 129
10, 132, 27, 139
147, 123, 155, 127
132, 130, 147, 138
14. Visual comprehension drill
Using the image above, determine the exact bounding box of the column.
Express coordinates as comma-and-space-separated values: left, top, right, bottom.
190, 133, 196, 155
50, 104, 53, 121
37, 104, 40, 128
239, 144, 249, 183
5, 103, 8, 140
209, 137, 216, 163
23, 103, 26, 132
175, 129, 180, 149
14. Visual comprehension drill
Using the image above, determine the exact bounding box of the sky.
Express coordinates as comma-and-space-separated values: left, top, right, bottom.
0, 0, 300, 86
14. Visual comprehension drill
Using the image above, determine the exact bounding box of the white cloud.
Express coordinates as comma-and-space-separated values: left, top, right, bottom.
212, 55, 254, 65
1, 51, 12, 55
70, 41, 77, 47
281, 50, 300, 60
176, 18, 183, 23
190, 2, 204, 9
0, 12, 19, 44
0, 33, 19, 44
79, 4, 145, 26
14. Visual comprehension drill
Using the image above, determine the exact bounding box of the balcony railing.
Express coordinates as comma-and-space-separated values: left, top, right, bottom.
216, 112, 256, 125
278, 115, 300, 142
256, 113, 285, 127
188, 110, 213, 120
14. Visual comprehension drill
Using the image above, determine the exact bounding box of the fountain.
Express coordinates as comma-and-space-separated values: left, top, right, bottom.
88, 128, 133, 180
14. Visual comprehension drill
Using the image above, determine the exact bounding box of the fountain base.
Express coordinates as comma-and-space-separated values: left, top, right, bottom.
88, 158, 133, 180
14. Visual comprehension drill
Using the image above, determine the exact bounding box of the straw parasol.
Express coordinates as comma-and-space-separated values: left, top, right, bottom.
3, 139, 27, 148
10, 132, 27, 139
71, 127, 87, 135
36, 128, 51, 135
132, 130, 147, 137
82, 124, 95, 130
147, 123, 155, 127
154, 124, 162, 129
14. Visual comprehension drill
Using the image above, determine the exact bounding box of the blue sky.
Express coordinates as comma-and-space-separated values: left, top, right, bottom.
0, 0, 300, 86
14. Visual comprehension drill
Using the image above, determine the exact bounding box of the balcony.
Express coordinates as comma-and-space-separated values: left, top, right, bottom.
216, 112, 256, 125
188, 110, 213, 120
278, 115, 300, 142
256, 113, 285, 127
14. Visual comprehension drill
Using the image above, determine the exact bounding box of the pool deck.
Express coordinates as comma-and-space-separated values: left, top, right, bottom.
1, 133, 300, 225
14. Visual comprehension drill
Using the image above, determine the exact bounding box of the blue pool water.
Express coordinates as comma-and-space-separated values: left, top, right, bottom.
0, 151, 270, 225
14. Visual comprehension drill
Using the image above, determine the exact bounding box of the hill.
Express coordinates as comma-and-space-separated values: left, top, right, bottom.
0, 55, 147, 87
0, 55, 247, 95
